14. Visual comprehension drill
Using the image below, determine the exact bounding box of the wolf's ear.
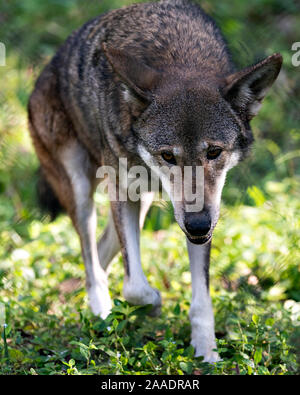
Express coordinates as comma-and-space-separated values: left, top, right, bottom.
223, 53, 282, 120
102, 43, 161, 102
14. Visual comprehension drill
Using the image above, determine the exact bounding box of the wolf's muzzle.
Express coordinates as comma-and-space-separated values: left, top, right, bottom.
184, 210, 212, 244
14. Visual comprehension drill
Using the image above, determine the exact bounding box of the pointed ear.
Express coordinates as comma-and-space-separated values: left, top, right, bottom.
223, 53, 282, 120
102, 43, 161, 101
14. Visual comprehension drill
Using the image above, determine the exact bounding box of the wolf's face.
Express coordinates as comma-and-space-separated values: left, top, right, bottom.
103, 44, 282, 244
134, 82, 246, 244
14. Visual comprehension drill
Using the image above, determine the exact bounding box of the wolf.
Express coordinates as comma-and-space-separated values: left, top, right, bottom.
28, 0, 282, 363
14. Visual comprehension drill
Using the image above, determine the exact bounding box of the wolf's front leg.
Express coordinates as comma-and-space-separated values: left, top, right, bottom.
187, 239, 219, 363
111, 199, 161, 315
60, 141, 112, 319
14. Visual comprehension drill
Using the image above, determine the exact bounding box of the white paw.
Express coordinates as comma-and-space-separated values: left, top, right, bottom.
88, 283, 112, 319
123, 279, 161, 315
194, 347, 220, 364
189, 303, 219, 364
191, 338, 220, 364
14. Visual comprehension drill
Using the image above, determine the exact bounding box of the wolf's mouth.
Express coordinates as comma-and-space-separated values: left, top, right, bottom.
186, 233, 212, 245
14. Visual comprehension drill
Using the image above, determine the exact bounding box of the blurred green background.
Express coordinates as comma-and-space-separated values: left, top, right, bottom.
0, 0, 299, 374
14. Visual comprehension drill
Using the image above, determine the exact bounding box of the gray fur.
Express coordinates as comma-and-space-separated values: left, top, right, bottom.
28, 0, 282, 363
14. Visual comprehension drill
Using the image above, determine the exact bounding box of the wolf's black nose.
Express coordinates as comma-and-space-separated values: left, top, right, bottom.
184, 211, 211, 237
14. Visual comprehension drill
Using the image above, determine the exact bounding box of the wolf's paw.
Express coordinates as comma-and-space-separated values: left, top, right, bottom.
88, 283, 112, 319
123, 280, 161, 316
192, 339, 220, 364
194, 347, 220, 364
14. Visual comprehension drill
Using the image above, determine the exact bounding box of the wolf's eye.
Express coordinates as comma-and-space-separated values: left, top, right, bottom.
161, 151, 176, 165
207, 147, 223, 160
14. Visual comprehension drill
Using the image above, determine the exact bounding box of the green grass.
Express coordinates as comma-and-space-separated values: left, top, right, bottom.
0, 0, 300, 375
0, 188, 299, 374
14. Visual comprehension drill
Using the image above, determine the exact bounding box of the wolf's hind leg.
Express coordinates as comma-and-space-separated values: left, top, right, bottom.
60, 141, 112, 319
97, 210, 120, 271
110, 197, 161, 316
97, 191, 155, 271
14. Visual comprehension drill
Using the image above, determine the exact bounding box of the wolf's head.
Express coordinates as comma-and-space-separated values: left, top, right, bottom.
103, 44, 282, 244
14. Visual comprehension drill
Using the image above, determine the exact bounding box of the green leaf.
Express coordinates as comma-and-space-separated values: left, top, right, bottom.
116, 320, 127, 332
68, 359, 75, 367
265, 318, 275, 327
240, 352, 250, 360
247, 186, 266, 206
254, 348, 263, 365
179, 362, 193, 374
252, 314, 259, 325
173, 303, 180, 316
9, 348, 25, 362
112, 319, 119, 330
